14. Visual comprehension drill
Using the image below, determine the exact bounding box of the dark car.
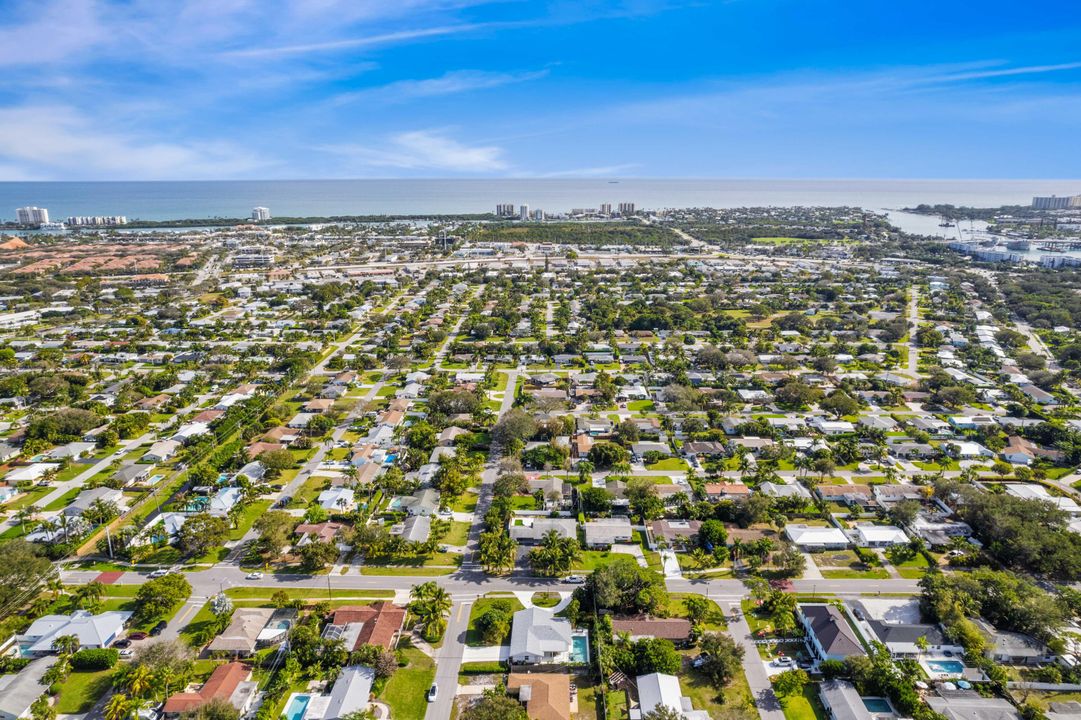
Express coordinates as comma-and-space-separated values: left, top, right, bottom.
149, 621, 168, 637
113, 639, 132, 649
277, 496, 292, 508
127, 632, 148, 640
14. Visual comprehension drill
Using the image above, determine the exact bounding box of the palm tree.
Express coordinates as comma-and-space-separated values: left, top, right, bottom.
15, 506, 38, 534
30, 695, 55, 720
123, 663, 154, 699
76, 581, 106, 611
104, 694, 132, 720
52, 634, 81, 657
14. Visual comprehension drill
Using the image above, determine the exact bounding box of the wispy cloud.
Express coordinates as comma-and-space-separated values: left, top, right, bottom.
0, 105, 266, 180
916, 60, 1081, 84
221, 24, 488, 59
329, 68, 549, 106
322, 129, 507, 172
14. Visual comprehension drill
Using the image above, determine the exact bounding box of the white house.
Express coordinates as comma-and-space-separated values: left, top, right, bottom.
635, 673, 710, 720
849, 524, 910, 548
319, 487, 355, 513
19, 610, 132, 655
508, 607, 574, 665
785, 524, 849, 551
143, 439, 181, 463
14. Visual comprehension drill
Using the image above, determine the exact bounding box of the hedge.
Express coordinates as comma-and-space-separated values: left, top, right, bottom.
70, 648, 119, 670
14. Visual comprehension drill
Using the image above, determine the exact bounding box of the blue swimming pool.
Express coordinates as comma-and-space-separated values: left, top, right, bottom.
570, 634, 590, 663
283, 694, 311, 720
927, 660, 965, 675
863, 698, 893, 713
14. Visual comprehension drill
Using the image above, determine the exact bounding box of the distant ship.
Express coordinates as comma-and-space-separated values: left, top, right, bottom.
939, 221, 955, 228
608, 181, 619, 184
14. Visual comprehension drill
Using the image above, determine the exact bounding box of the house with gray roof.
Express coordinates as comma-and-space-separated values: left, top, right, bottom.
0, 657, 57, 720
509, 607, 574, 665
799, 604, 866, 663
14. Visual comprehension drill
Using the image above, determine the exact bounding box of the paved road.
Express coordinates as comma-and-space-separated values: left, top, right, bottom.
425, 599, 472, 720
727, 601, 785, 720
906, 286, 921, 377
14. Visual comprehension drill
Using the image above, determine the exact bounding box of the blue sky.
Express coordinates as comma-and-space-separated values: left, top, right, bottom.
1, 0, 1079, 180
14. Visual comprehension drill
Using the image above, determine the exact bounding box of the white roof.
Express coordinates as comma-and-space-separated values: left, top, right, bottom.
21, 610, 131, 652
1003, 483, 1081, 513
851, 524, 909, 545
786, 525, 849, 546
636, 673, 709, 720
324, 665, 375, 719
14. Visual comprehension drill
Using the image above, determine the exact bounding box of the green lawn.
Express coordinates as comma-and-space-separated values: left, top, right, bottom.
449, 492, 478, 513
646, 457, 690, 471
627, 400, 654, 412
381, 645, 435, 720
894, 552, 931, 579
682, 661, 757, 720
55, 669, 115, 714
779, 683, 829, 720
2, 485, 53, 510
441, 520, 471, 546
466, 595, 525, 645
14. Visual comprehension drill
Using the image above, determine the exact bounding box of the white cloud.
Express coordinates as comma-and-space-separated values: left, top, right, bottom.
221, 24, 486, 59
330, 69, 549, 106
324, 130, 507, 172
0, 106, 266, 180
0, 0, 107, 66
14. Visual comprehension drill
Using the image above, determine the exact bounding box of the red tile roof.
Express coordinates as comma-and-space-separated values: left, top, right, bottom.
330, 602, 406, 650
163, 662, 248, 714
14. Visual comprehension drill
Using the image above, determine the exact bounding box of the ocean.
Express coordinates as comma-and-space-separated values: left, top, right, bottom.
0, 178, 1077, 236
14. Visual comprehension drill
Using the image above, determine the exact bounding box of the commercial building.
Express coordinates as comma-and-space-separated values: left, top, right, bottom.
1032, 194, 1081, 210
252, 207, 271, 221
618, 202, 635, 214
15, 206, 48, 224
66, 216, 127, 226
496, 203, 516, 217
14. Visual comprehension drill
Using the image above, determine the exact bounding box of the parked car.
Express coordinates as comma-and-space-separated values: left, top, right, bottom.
427, 684, 438, 702
246, 572, 264, 580
119, 649, 134, 659
113, 639, 132, 649
691, 653, 709, 668
150, 621, 167, 637
128, 632, 148, 641
563, 575, 587, 584
147, 569, 168, 579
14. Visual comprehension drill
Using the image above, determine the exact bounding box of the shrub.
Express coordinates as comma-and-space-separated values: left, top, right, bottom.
71, 648, 119, 670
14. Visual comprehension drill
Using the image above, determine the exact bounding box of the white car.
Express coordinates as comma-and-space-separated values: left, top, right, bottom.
119, 649, 134, 659
147, 569, 168, 579
563, 575, 587, 584
245, 572, 264, 580
427, 684, 438, 702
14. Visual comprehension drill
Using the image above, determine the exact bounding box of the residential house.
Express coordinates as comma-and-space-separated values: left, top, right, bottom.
799, 604, 866, 662
819, 680, 873, 720
207, 608, 294, 656
507, 673, 571, 720
18, 610, 132, 655
635, 673, 710, 720
583, 517, 633, 548
162, 662, 258, 717
786, 525, 850, 551
322, 665, 376, 720
509, 516, 577, 545
703, 483, 751, 502
63, 486, 124, 519
509, 607, 575, 665
143, 439, 181, 462
926, 689, 1022, 720
611, 618, 692, 646
323, 603, 407, 651
848, 524, 909, 548
0, 657, 57, 720
318, 487, 355, 513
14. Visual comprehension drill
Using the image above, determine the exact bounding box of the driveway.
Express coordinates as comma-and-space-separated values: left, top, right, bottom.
461, 645, 509, 662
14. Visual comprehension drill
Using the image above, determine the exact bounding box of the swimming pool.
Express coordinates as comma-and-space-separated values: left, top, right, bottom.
926, 660, 965, 675
283, 694, 311, 720
570, 634, 590, 663
863, 698, 893, 713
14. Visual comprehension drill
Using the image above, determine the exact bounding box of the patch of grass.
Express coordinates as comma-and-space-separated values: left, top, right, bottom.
532, 591, 561, 608
382, 645, 435, 720
646, 457, 689, 471
55, 669, 115, 714
2, 485, 53, 510
778, 682, 829, 720
360, 565, 455, 576
466, 595, 525, 646
441, 520, 471, 546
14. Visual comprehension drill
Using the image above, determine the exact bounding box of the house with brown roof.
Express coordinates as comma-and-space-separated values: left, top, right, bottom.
294, 521, 345, 547
815, 484, 875, 508
704, 482, 752, 501
246, 441, 284, 459
324, 602, 406, 651
262, 426, 300, 445
611, 617, 693, 646
507, 672, 571, 720
162, 662, 257, 717
191, 409, 225, 424
303, 398, 335, 413
649, 519, 701, 550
